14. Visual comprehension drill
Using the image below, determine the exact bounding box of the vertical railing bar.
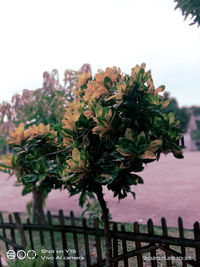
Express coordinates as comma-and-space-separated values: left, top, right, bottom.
134, 222, 143, 267
82, 218, 91, 266
58, 209, 70, 267
70, 211, 80, 267
113, 223, 118, 267
93, 219, 102, 264
147, 219, 157, 267
26, 218, 34, 250
161, 217, 172, 267
8, 214, 16, 252
38, 215, 45, 247
178, 217, 187, 267
13, 212, 27, 249
194, 221, 200, 264
47, 210, 58, 267
121, 224, 128, 267
0, 212, 9, 251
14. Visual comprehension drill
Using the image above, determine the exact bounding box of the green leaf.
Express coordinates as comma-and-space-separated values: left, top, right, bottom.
26, 201, 32, 216
104, 76, 112, 90
76, 113, 88, 128
79, 191, 87, 208
130, 191, 136, 199
173, 152, 184, 159
22, 185, 33, 195
137, 176, 144, 184
22, 174, 38, 183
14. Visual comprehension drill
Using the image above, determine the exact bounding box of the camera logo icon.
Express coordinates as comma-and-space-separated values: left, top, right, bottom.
6, 249, 36, 260
6, 250, 16, 260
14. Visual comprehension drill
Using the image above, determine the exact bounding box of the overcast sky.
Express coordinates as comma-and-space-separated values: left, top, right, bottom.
0, 0, 199, 107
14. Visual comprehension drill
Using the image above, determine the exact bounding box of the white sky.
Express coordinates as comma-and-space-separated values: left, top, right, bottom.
0, 0, 199, 107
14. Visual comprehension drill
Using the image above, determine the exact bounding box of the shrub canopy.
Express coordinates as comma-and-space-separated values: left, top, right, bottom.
0, 123, 65, 196
62, 64, 184, 201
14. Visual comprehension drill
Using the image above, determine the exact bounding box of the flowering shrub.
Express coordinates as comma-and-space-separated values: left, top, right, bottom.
1, 123, 64, 194
0, 122, 66, 223
62, 64, 183, 200
0, 64, 92, 223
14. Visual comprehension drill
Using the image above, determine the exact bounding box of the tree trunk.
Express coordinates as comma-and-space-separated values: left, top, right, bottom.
95, 187, 112, 267
32, 186, 46, 224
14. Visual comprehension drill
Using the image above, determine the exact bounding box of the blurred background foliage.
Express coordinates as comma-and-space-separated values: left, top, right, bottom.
163, 92, 190, 133
0, 64, 92, 223
174, 0, 200, 26
0, 64, 92, 155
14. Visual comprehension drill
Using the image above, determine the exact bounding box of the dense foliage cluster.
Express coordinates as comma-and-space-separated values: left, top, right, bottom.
62, 64, 184, 200
0, 123, 65, 196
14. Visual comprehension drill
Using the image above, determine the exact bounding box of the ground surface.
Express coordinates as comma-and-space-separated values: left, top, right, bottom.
0, 151, 199, 228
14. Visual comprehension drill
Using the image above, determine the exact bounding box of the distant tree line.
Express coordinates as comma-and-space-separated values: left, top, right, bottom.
163, 92, 190, 133
163, 93, 200, 149
191, 106, 200, 116
191, 107, 200, 149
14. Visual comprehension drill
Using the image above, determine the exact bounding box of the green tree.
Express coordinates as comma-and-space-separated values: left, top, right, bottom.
61, 64, 184, 266
191, 106, 200, 116
174, 0, 200, 26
